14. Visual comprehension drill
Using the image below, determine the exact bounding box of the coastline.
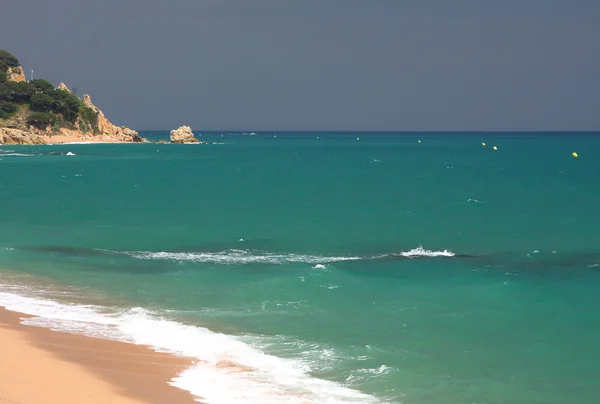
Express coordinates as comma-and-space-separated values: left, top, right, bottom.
0, 307, 201, 404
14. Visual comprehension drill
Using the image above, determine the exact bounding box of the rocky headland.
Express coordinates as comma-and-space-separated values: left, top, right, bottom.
0, 50, 144, 145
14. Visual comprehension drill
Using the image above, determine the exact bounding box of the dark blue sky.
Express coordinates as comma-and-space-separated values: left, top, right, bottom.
2, 1, 599, 131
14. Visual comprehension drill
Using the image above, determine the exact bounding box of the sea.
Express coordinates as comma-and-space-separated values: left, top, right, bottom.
0, 131, 599, 404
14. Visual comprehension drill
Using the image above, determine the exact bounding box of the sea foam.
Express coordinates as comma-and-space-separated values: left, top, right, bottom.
0, 289, 382, 403
398, 246, 455, 258
117, 249, 362, 265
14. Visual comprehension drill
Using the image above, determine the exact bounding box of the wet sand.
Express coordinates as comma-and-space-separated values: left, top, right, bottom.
0, 307, 200, 404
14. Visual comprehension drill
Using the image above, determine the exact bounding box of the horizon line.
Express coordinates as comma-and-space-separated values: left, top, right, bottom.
135, 129, 600, 133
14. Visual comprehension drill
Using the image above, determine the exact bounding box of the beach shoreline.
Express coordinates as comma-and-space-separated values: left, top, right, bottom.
41, 133, 139, 144
0, 307, 201, 404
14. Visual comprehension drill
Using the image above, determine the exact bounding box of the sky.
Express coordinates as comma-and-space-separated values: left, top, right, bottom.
2, 0, 599, 131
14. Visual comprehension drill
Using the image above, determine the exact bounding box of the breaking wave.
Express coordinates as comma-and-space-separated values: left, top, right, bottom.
0, 288, 383, 403
114, 249, 363, 265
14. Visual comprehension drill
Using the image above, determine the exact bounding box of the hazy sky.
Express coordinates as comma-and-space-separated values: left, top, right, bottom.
2, 1, 599, 131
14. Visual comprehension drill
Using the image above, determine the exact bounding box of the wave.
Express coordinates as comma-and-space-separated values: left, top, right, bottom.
21, 245, 459, 265
395, 246, 455, 258
115, 249, 363, 265
0, 153, 34, 157
0, 289, 382, 404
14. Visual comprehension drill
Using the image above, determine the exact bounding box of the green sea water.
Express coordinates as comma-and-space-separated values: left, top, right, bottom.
1, 132, 599, 403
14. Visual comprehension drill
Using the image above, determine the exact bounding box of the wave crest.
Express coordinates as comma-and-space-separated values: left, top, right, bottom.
117, 249, 362, 265
397, 246, 455, 258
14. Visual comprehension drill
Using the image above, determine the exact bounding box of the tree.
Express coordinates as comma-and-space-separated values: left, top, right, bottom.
30, 79, 55, 94
0, 50, 20, 80
5, 81, 35, 103
30, 93, 53, 112
0, 100, 17, 119
79, 105, 99, 131
28, 112, 56, 129
51, 89, 80, 122
0, 50, 19, 68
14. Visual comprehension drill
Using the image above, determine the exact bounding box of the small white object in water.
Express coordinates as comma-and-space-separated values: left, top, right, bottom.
312, 264, 327, 269
66, 151, 76, 156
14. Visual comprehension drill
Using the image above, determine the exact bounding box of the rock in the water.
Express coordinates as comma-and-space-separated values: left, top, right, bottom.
170, 126, 200, 143
0, 128, 46, 145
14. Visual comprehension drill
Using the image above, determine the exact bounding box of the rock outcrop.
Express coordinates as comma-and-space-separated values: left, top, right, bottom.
170, 126, 200, 143
0, 127, 46, 145
57, 82, 70, 92
82, 94, 143, 142
7, 66, 26, 82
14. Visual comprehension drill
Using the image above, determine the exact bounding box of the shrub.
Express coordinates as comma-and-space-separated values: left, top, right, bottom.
30, 93, 53, 112
79, 105, 99, 132
0, 82, 10, 101
0, 100, 17, 119
0, 50, 19, 77
51, 89, 80, 123
5, 81, 35, 103
30, 79, 55, 94
28, 112, 56, 129
0, 50, 19, 68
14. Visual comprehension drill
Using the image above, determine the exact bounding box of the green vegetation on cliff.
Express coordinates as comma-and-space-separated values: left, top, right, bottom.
0, 50, 99, 131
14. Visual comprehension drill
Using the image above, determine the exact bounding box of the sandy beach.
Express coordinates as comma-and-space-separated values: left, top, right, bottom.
41, 133, 136, 144
0, 308, 199, 404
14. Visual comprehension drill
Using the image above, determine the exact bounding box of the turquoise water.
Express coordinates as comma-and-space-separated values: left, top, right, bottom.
1, 132, 599, 403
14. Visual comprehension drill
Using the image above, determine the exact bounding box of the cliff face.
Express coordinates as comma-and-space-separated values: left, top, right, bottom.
7, 66, 26, 82
82, 94, 143, 142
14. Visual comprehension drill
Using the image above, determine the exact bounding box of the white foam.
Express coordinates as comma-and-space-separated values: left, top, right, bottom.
0, 289, 382, 404
399, 246, 455, 258
118, 249, 361, 265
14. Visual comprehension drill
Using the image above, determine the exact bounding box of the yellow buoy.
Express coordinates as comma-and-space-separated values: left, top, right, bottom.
482, 142, 486, 147
493, 146, 498, 151
572, 152, 578, 158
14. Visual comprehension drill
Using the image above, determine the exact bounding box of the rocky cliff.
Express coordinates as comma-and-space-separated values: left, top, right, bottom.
0, 127, 46, 145
81, 94, 143, 142
7, 66, 26, 82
